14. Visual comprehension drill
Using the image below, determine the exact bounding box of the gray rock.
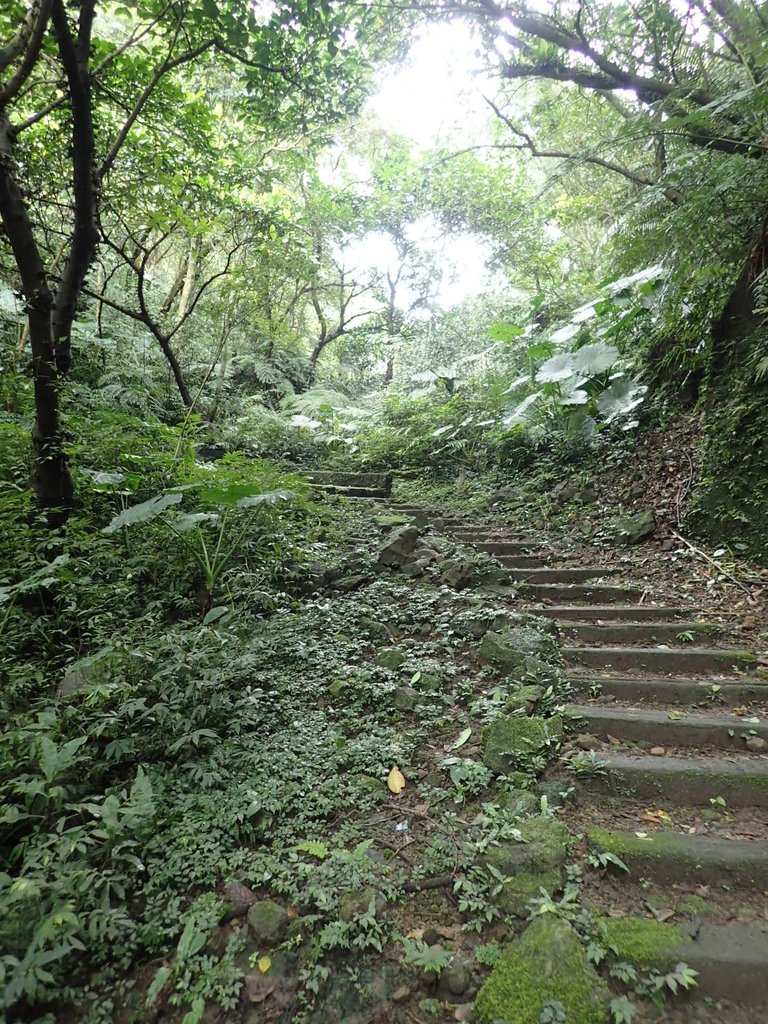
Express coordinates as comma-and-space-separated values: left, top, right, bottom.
438, 957, 473, 997
479, 626, 560, 674
610, 509, 656, 544
379, 525, 420, 566
534, 779, 576, 808
247, 900, 288, 946
746, 736, 767, 752
440, 558, 477, 589
422, 927, 441, 946
496, 788, 540, 817
393, 686, 419, 711
576, 732, 601, 751
481, 816, 571, 915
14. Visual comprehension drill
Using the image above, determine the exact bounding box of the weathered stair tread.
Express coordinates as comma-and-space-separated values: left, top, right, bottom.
557, 621, 719, 644
564, 645, 755, 674
586, 827, 768, 887
530, 604, 692, 621
474, 541, 544, 555
565, 703, 768, 749
568, 673, 768, 705
683, 922, 768, 1002
505, 566, 618, 583
520, 583, 644, 603
577, 751, 768, 807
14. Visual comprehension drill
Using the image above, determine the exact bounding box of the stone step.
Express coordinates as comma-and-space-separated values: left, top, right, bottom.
520, 583, 645, 603
491, 554, 548, 568
565, 703, 768, 751
451, 528, 536, 540
474, 541, 542, 555
603, 918, 768, 1004
564, 645, 755, 675
557, 621, 719, 645
530, 605, 692, 622
505, 566, 618, 584
575, 751, 768, 807
568, 673, 768, 705
586, 827, 768, 888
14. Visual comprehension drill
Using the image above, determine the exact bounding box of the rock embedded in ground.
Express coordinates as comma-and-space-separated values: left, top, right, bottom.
576, 732, 601, 751
393, 685, 419, 711
375, 647, 407, 669
481, 815, 571, 915
504, 684, 545, 714
474, 917, 609, 1024
378, 525, 420, 566
246, 900, 288, 946
479, 626, 560, 674
482, 715, 563, 774
495, 788, 540, 817
440, 558, 477, 589
438, 956, 473, 997
609, 509, 656, 544
745, 736, 767, 752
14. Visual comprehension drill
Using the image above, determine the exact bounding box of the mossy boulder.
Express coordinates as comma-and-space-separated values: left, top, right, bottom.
479, 626, 561, 675
375, 647, 407, 670
481, 815, 571, 915
609, 509, 656, 544
474, 917, 609, 1024
482, 715, 563, 773
495, 788, 540, 817
247, 900, 288, 947
599, 917, 689, 969
504, 684, 545, 714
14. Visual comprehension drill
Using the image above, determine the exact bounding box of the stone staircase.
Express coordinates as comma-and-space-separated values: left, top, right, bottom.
385, 502, 768, 1011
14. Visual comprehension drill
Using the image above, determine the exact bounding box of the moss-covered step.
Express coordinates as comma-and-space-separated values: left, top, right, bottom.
588, 827, 768, 887
567, 673, 768, 706
505, 567, 618, 584
563, 645, 756, 674
601, 917, 768, 1004
520, 583, 644, 603
576, 751, 768, 807
558, 621, 720, 645
474, 917, 609, 1024
532, 604, 692, 622
565, 704, 768, 751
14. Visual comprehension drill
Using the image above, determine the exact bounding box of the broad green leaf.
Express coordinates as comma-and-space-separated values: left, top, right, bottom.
571, 342, 619, 375
448, 727, 472, 750
236, 490, 295, 508
103, 492, 182, 533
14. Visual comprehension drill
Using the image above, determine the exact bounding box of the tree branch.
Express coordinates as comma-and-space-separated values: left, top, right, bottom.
0, 0, 52, 107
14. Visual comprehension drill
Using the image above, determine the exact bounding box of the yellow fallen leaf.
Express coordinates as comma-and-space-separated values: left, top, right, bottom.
387, 765, 406, 794
258, 955, 271, 974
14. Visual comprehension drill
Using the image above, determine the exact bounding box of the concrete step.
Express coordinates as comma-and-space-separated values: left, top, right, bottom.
505, 566, 617, 584
586, 827, 768, 888
601, 918, 768, 1004
568, 673, 768, 705
557, 621, 719, 645
474, 541, 542, 555
452, 529, 537, 542
575, 751, 768, 807
520, 583, 645, 603
565, 703, 768, 751
530, 605, 692, 622
491, 554, 548, 568
564, 645, 755, 674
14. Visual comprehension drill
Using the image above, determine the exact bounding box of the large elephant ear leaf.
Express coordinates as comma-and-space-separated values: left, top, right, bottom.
103, 492, 183, 533
571, 342, 619, 375
236, 490, 295, 508
597, 377, 647, 422
535, 352, 576, 383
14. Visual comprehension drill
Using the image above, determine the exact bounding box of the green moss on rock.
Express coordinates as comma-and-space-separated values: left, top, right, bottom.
479, 625, 561, 674
482, 815, 570, 915
600, 917, 689, 969
504, 684, 545, 713
474, 917, 609, 1024
482, 715, 563, 773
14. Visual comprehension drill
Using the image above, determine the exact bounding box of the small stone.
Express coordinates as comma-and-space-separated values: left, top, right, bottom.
745, 736, 767, 752
439, 957, 473, 997
422, 927, 441, 946
246, 900, 288, 946
610, 509, 656, 545
576, 733, 601, 751
650, 746, 666, 756
440, 559, 477, 589
391, 985, 411, 1004
378, 525, 420, 567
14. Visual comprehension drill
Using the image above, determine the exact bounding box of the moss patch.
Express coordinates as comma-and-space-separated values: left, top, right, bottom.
474, 917, 609, 1024
479, 625, 561, 674
600, 917, 689, 970
482, 816, 570, 915
504, 684, 545, 713
482, 715, 563, 773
